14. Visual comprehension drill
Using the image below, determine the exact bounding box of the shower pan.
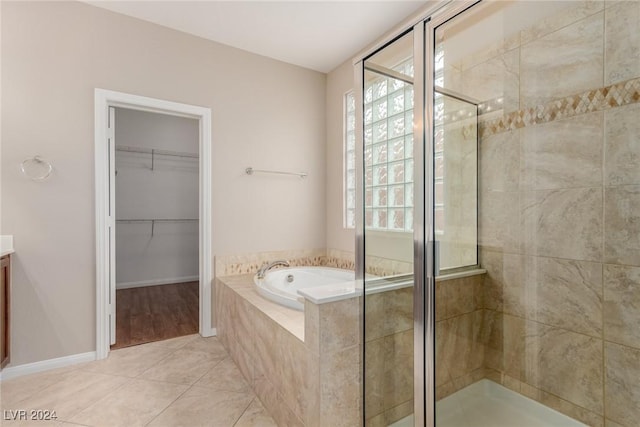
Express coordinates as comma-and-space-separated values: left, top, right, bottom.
356, 1, 640, 426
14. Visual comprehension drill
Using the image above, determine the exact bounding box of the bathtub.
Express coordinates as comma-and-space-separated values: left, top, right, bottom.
254, 267, 355, 310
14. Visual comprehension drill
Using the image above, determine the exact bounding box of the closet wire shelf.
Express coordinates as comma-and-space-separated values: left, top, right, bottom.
116, 145, 199, 171
116, 218, 198, 237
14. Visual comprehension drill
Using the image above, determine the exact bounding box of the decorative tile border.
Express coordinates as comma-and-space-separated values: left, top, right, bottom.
324, 248, 356, 271
215, 249, 326, 277
216, 248, 359, 277
479, 76, 640, 138
215, 247, 412, 278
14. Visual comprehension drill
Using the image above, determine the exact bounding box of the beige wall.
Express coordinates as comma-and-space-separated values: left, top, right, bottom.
325, 59, 355, 253
1, 1, 326, 365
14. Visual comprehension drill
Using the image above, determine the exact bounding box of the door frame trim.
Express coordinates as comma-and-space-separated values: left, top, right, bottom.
94, 89, 214, 360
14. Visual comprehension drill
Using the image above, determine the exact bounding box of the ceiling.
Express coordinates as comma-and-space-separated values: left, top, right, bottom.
85, 1, 427, 73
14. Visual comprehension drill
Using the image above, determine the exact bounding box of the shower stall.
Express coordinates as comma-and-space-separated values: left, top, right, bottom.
356, 1, 640, 426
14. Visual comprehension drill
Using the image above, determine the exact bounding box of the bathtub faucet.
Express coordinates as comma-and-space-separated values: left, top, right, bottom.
256, 260, 290, 279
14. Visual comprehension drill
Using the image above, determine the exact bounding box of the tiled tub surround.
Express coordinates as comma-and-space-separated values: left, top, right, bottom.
440, 2, 640, 426
218, 269, 442, 427
216, 274, 362, 427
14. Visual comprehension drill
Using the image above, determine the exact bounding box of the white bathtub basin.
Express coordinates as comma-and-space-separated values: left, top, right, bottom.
254, 267, 355, 311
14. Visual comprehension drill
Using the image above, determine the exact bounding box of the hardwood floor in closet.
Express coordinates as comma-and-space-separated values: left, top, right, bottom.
112, 281, 199, 349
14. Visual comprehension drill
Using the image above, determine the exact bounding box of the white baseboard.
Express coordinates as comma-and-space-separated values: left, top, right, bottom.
0, 351, 97, 381
201, 327, 217, 338
116, 275, 199, 290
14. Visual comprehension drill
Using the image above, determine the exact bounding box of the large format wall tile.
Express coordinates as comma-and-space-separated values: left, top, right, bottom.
605, 342, 640, 426
435, 321, 452, 388
278, 332, 319, 423
520, 112, 603, 191
439, 311, 485, 381
364, 292, 386, 341
605, 103, 640, 186
482, 310, 503, 372
520, 13, 604, 107
320, 345, 362, 427
318, 298, 361, 353
461, 48, 520, 114
524, 322, 603, 413
525, 257, 603, 337
502, 253, 525, 317
502, 314, 526, 381
439, 276, 480, 319
479, 249, 504, 311
604, 264, 640, 349
383, 329, 414, 410
253, 311, 281, 391
365, 338, 385, 418
479, 190, 520, 252
521, 187, 603, 261
480, 129, 519, 193
384, 287, 413, 336
520, 0, 604, 45
605, 1, 640, 85
605, 185, 640, 266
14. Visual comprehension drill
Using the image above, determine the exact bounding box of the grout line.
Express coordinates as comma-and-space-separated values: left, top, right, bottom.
142, 383, 192, 427
57, 422, 92, 427
503, 376, 603, 421
518, 2, 606, 50
484, 308, 603, 342
601, 7, 608, 413
62, 376, 134, 424
479, 248, 617, 267
188, 357, 227, 388
231, 397, 256, 427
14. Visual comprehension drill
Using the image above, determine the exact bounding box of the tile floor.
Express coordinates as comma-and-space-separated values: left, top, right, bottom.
0, 335, 277, 427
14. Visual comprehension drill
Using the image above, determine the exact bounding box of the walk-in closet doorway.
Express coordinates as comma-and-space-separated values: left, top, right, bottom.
95, 89, 213, 360
111, 107, 199, 349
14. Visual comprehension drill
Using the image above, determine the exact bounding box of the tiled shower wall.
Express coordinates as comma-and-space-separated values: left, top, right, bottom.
444, 2, 640, 426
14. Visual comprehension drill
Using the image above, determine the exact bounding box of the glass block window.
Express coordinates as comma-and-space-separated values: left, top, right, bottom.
344, 91, 356, 229
363, 58, 414, 232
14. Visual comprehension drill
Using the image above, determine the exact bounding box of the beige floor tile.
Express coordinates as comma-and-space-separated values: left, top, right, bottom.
179, 337, 228, 358
69, 378, 188, 427
145, 334, 200, 350
139, 349, 226, 385
234, 398, 278, 427
147, 386, 253, 427
1, 365, 82, 408
3, 371, 128, 421
81, 344, 175, 377
194, 358, 251, 393
0, 420, 70, 427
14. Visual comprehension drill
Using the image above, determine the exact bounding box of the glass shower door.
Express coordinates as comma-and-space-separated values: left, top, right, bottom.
432, 1, 640, 426
359, 30, 424, 427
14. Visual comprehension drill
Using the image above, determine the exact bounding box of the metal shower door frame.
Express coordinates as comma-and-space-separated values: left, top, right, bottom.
354, 1, 481, 426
